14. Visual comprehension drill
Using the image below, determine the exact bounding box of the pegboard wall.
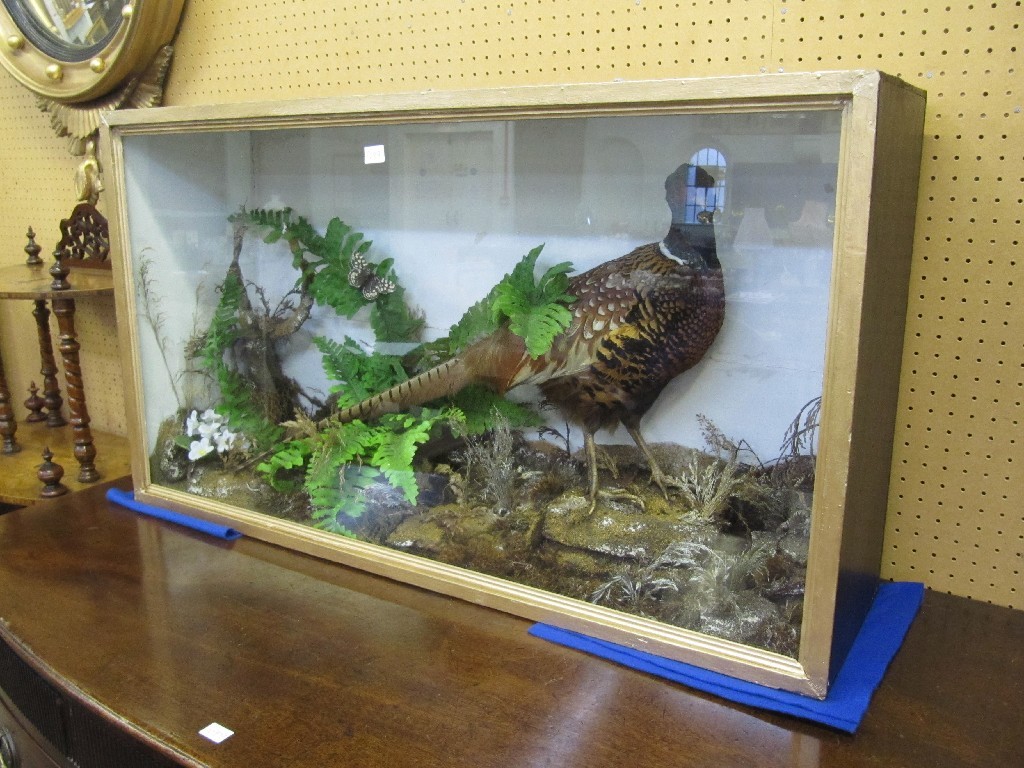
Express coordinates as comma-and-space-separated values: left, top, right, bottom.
0, 0, 1019, 607
0, 79, 125, 440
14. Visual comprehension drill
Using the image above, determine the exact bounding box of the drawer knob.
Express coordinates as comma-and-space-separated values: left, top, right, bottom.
0, 726, 19, 768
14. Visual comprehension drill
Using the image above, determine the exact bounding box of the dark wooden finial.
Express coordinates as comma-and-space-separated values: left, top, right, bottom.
24, 226, 42, 266
38, 447, 69, 498
49, 249, 71, 291
24, 381, 46, 423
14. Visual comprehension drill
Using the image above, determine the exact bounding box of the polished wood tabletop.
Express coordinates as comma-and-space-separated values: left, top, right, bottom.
0, 479, 1021, 767
0, 421, 131, 505
0, 264, 113, 300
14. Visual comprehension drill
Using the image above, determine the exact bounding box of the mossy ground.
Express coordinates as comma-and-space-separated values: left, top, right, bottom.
153, 427, 812, 658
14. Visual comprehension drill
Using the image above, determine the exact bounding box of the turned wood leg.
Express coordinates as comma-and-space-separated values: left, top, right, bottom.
51, 297, 99, 483
0, 342, 19, 454
32, 299, 66, 427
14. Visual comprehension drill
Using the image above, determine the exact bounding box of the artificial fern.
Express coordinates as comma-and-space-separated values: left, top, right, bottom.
231, 207, 323, 273
258, 405, 464, 531
310, 465, 380, 534
370, 284, 425, 343
222, 209, 572, 530
446, 293, 498, 350
305, 423, 382, 532
300, 419, 379, 530
257, 438, 313, 492
197, 268, 244, 372
372, 413, 437, 503
449, 384, 542, 435
313, 335, 408, 407
224, 208, 437, 524
193, 267, 283, 450
308, 217, 373, 317
421, 244, 576, 365
232, 208, 386, 319
490, 245, 575, 359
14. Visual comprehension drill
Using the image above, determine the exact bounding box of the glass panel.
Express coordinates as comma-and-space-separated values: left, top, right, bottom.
5, 0, 122, 56
122, 108, 842, 658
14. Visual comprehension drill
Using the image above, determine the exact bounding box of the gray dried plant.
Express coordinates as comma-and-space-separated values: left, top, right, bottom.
680, 537, 776, 607
589, 570, 679, 614
675, 451, 769, 522
592, 537, 777, 621
137, 252, 182, 407
459, 412, 520, 515
780, 396, 822, 460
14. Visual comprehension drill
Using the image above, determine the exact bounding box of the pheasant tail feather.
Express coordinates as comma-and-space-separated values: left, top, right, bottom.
336, 357, 472, 423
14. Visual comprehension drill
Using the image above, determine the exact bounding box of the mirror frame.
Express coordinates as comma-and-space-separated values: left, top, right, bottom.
0, 0, 185, 102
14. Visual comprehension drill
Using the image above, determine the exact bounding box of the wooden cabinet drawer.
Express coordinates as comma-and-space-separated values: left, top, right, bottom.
0, 694, 62, 768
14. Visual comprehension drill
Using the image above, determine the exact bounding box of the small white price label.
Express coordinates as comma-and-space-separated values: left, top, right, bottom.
199, 722, 234, 744
364, 144, 386, 164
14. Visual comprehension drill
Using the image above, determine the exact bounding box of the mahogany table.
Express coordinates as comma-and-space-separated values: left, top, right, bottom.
0, 421, 131, 506
0, 263, 111, 484
0, 479, 1021, 768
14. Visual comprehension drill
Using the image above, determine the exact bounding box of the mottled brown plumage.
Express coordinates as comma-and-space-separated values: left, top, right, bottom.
338, 164, 726, 506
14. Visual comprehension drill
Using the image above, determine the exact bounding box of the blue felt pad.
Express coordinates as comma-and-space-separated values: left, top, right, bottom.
529, 581, 924, 733
106, 487, 243, 541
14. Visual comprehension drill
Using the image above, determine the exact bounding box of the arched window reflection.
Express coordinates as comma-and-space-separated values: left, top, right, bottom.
684, 147, 727, 224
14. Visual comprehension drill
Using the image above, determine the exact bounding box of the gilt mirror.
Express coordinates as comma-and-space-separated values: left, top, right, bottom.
0, 0, 184, 105
6, 0, 123, 55
1, 0, 185, 202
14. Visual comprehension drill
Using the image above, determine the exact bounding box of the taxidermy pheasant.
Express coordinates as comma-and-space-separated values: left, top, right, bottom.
337, 164, 726, 507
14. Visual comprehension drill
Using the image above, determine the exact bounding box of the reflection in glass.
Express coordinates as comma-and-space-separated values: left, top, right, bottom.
684, 147, 727, 224
13, 0, 122, 52
121, 109, 842, 659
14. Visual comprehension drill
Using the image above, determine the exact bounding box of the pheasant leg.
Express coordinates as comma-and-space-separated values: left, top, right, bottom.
584, 429, 647, 512
584, 428, 599, 514
625, 423, 669, 499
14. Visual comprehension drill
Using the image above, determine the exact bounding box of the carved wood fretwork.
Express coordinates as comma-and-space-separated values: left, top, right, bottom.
54, 202, 111, 272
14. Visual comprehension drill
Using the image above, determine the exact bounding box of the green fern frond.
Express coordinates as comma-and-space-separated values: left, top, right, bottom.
197, 268, 244, 372
313, 336, 408, 407
490, 245, 575, 359
449, 385, 543, 435
309, 218, 372, 317
303, 420, 380, 520
256, 439, 313, 491
372, 413, 436, 503
230, 209, 561, 531
370, 285, 425, 343
190, 268, 283, 450
420, 244, 576, 365
508, 303, 574, 359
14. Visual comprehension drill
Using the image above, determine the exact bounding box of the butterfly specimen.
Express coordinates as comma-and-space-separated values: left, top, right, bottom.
348, 253, 396, 301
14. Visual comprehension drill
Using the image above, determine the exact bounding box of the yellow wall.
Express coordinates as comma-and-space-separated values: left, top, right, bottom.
0, 1, 1019, 608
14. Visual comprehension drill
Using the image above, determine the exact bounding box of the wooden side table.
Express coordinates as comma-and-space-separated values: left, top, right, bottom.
0, 339, 17, 454
0, 263, 112, 483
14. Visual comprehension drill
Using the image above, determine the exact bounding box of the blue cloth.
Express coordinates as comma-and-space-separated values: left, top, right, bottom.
529, 581, 924, 732
106, 487, 243, 541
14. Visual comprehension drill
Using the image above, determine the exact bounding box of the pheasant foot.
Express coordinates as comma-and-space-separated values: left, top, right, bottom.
593, 444, 620, 481
596, 487, 646, 512
625, 423, 671, 501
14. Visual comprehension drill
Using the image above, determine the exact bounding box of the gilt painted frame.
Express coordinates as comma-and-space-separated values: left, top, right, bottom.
103, 71, 925, 698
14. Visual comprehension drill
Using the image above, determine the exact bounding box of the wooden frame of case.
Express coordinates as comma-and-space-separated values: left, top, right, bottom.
102, 71, 925, 698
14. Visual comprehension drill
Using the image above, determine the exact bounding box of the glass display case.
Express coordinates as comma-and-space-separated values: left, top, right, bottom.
103, 71, 925, 697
